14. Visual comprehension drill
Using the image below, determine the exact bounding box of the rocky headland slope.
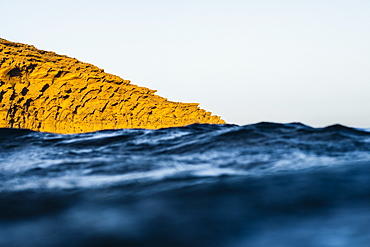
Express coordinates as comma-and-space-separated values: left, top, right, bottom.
0, 38, 225, 134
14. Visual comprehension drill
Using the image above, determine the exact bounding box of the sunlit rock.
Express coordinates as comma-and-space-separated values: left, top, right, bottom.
0, 38, 225, 134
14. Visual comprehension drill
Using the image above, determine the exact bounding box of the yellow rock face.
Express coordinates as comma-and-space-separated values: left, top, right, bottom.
0, 38, 225, 134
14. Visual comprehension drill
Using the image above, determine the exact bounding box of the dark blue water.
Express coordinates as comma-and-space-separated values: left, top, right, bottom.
1, 123, 370, 247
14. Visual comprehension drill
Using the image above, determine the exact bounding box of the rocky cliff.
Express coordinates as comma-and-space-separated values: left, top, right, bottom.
0, 38, 225, 134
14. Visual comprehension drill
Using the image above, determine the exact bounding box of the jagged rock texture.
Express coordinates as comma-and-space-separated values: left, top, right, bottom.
0, 38, 225, 134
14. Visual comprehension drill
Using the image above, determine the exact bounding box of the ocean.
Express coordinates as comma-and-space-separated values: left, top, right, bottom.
1, 122, 370, 246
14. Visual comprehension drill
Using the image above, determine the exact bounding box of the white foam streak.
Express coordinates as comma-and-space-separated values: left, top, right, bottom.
0, 164, 248, 192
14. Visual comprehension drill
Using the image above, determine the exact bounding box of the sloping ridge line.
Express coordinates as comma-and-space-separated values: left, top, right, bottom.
0, 38, 225, 134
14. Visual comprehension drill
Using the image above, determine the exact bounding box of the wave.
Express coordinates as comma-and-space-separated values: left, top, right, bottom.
1, 123, 370, 246
1, 122, 370, 191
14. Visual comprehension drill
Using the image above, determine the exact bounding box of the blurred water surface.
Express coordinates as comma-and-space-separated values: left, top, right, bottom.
1, 123, 370, 246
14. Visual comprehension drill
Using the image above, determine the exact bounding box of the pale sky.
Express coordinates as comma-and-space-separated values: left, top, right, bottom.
1, 0, 370, 127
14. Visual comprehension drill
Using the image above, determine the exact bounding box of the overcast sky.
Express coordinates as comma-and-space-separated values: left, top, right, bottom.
2, 0, 370, 127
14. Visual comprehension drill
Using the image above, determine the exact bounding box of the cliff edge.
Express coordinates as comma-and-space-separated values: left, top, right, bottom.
0, 38, 225, 134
